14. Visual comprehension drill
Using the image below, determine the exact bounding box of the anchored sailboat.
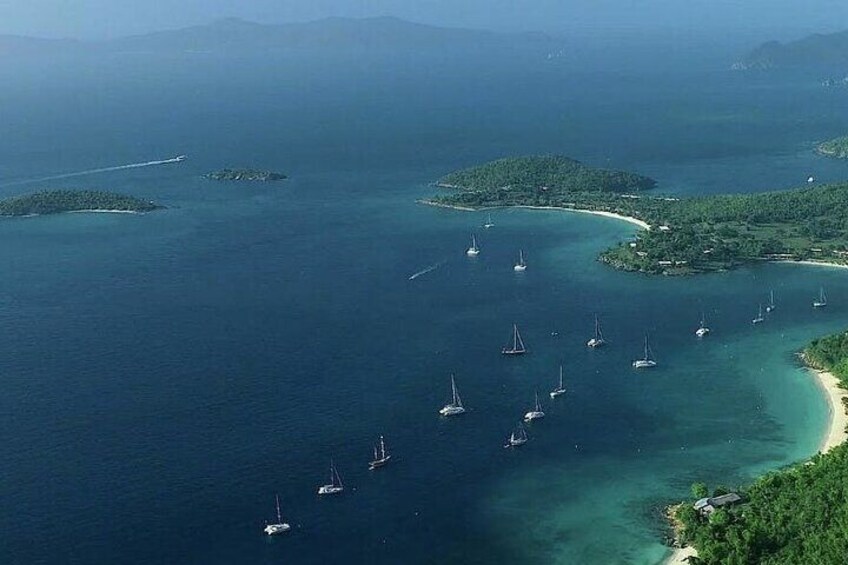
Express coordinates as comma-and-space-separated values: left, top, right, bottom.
695, 312, 710, 337
524, 391, 546, 422
466, 235, 480, 257
504, 422, 529, 448
587, 315, 607, 348
439, 375, 466, 416
368, 435, 391, 470
766, 290, 776, 313
632, 335, 657, 368
483, 213, 495, 229
502, 324, 527, 355
813, 287, 828, 308
317, 460, 344, 495
263, 494, 291, 535
752, 303, 765, 324
514, 250, 527, 272
549, 365, 566, 399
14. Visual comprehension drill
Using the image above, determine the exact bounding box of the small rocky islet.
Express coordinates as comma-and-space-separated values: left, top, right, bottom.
204, 168, 288, 182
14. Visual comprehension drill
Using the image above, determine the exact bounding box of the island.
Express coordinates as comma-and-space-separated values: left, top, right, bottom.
0, 190, 163, 216
428, 156, 848, 275
816, 136, 848, 159
204, 168, 287, 182
733, 29, 848, 70
667, 332, 848, 564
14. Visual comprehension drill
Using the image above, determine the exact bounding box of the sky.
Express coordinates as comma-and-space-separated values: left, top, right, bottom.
1, 0, 847, 39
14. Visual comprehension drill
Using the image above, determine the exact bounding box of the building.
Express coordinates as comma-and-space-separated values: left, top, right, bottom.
693, 492, 742, 516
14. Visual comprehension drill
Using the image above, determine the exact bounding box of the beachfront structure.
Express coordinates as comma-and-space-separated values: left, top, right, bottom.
693, 492, 742, 516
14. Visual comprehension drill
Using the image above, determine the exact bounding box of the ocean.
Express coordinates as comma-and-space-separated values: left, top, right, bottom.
1, 44, 848, 564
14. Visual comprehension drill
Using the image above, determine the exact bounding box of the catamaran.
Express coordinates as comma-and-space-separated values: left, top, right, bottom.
632, 335, 657, 368
813, 287, 828, 308
752, 303, 765, 324
549, 365, 566, 398
587, 315, 607, 348
263, 494, 291, 535
504, 422, 529, 448
502, 324, 527, 355
514, 250, 527, 272
439, 375, 466, 416
317, 460, 344, 495
524, 391, 546, 421
766, 290, 776, 313
466, 235, 480, 257
695, 313, 710, 337
368, 435, 391, 470
483, 213, 495, 229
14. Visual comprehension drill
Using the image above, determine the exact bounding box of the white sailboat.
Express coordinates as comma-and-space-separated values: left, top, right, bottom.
632, 335, 657, 368
695, 312, 710, 337
439, 375, 466, 416
466, 235, 480, 257
766, 290, 776, 313
587, 315, 607, 348
263, 494, 291, 535
483, 213, 495, 229
502, 324, 527, 355
368, 435, 391, 470
549, 365, 566, 399
752, 303, 765, 324
317, 460, 344, 495
504, 422, 528, 448
524, 391, 546, 422
514, 250, 527, 272
813, 287, 828, 308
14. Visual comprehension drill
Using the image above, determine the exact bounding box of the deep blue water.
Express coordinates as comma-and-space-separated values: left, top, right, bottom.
1, 48, 848, 564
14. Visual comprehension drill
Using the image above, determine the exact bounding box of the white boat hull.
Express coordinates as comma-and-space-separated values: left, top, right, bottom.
632, 360, 657, 369
513, 265, 526, 272
264, 523, 291, 535
587, 338, 606, 348
439, 405, 466, 416
369, 456, 391, 470
695, 327, 710, 337
317, 485, 344, 495
466, 248, 479, 257
549, 389, 566, 399
523, 411, 545, 422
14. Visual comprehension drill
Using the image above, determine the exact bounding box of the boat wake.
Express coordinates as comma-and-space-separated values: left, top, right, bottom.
408, 261, 444, 281
0, 155, 187, 188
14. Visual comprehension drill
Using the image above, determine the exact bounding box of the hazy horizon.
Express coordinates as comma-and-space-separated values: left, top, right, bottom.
2, 0, 846, 41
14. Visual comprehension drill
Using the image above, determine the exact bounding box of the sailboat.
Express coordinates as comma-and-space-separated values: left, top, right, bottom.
466, 235, 480, 257
695, 312, 710, 337
368, 435, 391, 470
514, 250, 527, 272
632, 335, 657, 368
504, 422, 529, 448
524, 391, 546, 421
502, 324, 527, 355
766, 290, 776, 313
587, 315, 607, 348
483, 213, 495, 229
439, 375, 466, 416
752, 303, 765, 324
549, 365, 566, 399
317, 460, 344, 495
263, 494, 291, 535
813, 287, 828, 308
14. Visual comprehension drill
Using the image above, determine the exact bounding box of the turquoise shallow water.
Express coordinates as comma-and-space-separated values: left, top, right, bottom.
0, 50, 847, 564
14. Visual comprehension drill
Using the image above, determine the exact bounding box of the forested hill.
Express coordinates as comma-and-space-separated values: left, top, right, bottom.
735, 29, 848, 70
436, 156, 657, 194
0, 190, 162, 216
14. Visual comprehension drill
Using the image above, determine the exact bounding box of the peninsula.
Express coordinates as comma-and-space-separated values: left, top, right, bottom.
204, 168, 287, 182
816, 136, 848, 159
428, 156, 848, 275
0, 190, 162, 216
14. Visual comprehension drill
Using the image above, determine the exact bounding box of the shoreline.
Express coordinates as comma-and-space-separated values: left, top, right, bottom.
773, 259, 848, 270
417, 200, 651, 230
809, 367, 848, 453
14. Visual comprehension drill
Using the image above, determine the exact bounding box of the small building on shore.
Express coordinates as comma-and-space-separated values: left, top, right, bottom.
693, 493, 742, 516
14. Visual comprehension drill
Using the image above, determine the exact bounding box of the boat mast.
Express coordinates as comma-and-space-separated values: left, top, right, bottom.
275, 494, 282, 523
559, 365, 563, 388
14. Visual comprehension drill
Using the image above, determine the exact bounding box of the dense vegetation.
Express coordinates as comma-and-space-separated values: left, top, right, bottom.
816, 136, 848, 159
431, 163, 848, 274
437, 156, 656, 194
204, 168, 287, 181
674, 333, 848, 564
736, 29, 848, 70
0, 190, 162, 216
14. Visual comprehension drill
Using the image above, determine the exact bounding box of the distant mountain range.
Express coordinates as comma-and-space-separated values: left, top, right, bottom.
734, 29, 848, 70
0, 17, 556, 56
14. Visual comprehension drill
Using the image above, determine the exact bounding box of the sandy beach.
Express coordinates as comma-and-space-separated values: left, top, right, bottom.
774, 259, 848, 270
810, 368, 848, 453
665, 545, 697, 564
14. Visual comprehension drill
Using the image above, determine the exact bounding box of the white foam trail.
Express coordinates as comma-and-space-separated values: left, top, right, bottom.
0, 156, 185, 188
409, 261, 444, 280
